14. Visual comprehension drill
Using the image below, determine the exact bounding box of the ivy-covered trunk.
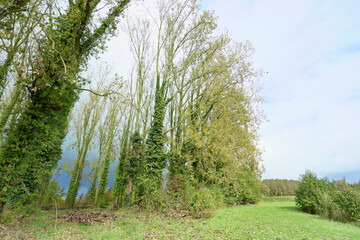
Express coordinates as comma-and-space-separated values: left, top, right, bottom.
87, 160, 100, 203
96, 129, 116, 207
65, 152, 82, 208
113, 116, 131, 208
0, 83, 76, 212
144, 85, 166, 188
65, 141, 90, 208
113, 151, 128, 208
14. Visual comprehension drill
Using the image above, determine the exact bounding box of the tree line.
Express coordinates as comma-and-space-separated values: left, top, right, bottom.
0, 0, 264, 216
261, 179, 299, 196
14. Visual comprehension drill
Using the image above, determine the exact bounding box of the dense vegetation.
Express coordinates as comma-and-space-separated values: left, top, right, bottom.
295, 170, 360, 223
0, 0, 264, 220
261, 179, 299, 196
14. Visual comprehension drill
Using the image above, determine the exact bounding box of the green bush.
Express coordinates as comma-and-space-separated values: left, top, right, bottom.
208, 185, 225, 208
332, 180, 360, 222
167, 174, 194, 212
191, 186, 217, 217
296, 170, 360, 223
133, 176, 169, 212
295, 171, 330, 214
222, 170, 261, 205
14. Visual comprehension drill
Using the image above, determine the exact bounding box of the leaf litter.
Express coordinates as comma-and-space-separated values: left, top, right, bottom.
59, 210, 122, 225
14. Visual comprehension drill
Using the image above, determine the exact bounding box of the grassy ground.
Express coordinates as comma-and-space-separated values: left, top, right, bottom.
1, 202, 359, 239
261, 196, 295, 202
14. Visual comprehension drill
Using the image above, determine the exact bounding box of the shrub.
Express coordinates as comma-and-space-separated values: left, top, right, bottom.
191, 186, 217, 217
332, 180, 360, 222
296, 170, 360, 223
207, 185, 225, 209
167, 174, 194, 212
222, 169, 261, 205
295, 170, 330, 214
133, 176, 170, 212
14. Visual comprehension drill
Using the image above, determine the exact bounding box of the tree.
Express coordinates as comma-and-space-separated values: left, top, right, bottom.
141, 0, 223, 198
115, 0, 265, 208
0, 0, 42, 135
0, 0, 131, 214
96, 95, 122, 207
65, 91, 103, 208
0, 0, 31, 25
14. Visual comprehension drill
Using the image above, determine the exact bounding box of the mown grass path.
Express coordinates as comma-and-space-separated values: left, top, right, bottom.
2, 202, 360, 239
203, 202, 360, 239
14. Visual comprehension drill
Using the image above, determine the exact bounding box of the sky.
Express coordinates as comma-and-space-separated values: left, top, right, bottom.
63, 0, 360, 184
198, 0, 360, 179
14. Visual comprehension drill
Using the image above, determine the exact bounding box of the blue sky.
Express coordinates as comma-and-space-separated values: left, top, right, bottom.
198, 0, 360, 179
64, 0, 360, 183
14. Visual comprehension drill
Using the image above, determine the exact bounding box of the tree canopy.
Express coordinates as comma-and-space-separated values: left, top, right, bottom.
0, 0, 265, 216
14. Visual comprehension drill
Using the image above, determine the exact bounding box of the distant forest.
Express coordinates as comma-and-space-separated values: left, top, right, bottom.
261, 179, 299, 196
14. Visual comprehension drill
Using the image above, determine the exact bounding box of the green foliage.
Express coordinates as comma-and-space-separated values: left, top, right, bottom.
134, 86, 167, 207
144, 88, 166, 188
191, 187, 216, 216
331, 180, 360, 222
295, 170, 331, 214
168, 144, 188, 177
165, 174, 195, 214
113, 150, 129, 208
96, 139, 114, 207
1, 0, 263, 217
259, 182, 271, 196
0, 84, 75, 211
113, 127, 134, 208
12, 194, 40, 218
295, 170, 360, 223
167, 174, 193, 200
0, 211, 14, 224
65, 154, 81, 208
221, 169, 262, 205
87, 167, 99, 203
121, 132, 145, 207
133, 176, 168, 212
127, 132, 144, 190
190, 185, 226, 217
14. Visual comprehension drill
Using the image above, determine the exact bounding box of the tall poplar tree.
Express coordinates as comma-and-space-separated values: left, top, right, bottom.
65, 92, 103, 208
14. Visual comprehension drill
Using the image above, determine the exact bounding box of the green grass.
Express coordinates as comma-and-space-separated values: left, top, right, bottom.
261, 196, 295, 202
2, 202, 359, 239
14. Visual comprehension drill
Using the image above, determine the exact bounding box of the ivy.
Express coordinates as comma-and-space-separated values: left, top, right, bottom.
0, 0, 131, 214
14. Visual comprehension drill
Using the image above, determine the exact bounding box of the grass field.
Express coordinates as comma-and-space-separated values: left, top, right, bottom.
261, 196, 295, 202
1, 202, 359, 239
